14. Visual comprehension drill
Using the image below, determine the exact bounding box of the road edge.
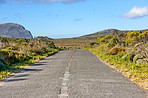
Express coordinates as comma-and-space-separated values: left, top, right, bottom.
88, 50, 148, 93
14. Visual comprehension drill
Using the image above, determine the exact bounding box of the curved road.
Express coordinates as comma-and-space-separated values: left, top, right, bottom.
0, 50, 148, 98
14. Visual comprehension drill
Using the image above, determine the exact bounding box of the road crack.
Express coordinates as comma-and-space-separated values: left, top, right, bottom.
58, 55, 74, 98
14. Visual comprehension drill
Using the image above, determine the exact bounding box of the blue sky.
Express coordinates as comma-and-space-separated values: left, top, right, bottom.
0, 0, 148, 38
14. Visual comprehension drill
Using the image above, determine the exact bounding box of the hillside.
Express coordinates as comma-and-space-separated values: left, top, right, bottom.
0, 23, 33, 39
82, 29, 148, 37
54, 36, 97, 49
88, 30, 148, 89
54, 29, 148, 48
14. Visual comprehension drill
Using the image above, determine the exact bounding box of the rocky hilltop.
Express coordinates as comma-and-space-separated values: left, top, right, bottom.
0, 23, 33, 39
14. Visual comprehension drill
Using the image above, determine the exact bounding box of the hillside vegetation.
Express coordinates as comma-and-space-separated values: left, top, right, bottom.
0, 36, 59, 80
88, 30, 148, 89
54, 29, 148, 49
0, 28, 147, 90
54, 36, 97, 49
82, 29, 148, 37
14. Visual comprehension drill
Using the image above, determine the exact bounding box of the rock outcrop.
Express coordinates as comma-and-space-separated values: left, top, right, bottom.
0, 23, 33, 39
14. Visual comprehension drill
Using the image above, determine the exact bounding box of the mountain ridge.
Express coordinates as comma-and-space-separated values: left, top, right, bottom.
81, 29, 148, 37
0, 23, 33, 39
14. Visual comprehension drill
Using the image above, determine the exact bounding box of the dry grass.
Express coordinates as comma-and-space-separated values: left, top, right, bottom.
53, 37, 97, 48
108, 46, 126, 55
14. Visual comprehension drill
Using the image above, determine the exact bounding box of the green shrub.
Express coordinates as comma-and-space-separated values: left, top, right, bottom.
107, 36, 118, 48
90, 42, 97, 47
97, 35, 112, 44
145, 42, 148, 47
0, 36, 59, 81
0, 63, 7, 71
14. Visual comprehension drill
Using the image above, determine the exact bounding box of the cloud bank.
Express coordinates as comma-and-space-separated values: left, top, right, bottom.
0, 0, 86, 4
123, 6, 148, 19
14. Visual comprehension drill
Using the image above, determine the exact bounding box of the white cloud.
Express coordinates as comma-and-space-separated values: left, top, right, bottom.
123, 6, 148, 19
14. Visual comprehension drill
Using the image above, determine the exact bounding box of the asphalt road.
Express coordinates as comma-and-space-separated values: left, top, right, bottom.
0, 50, 148, 98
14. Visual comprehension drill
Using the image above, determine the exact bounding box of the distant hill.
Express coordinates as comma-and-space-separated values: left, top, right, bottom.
54, 29, 148, 48
0, 23, 33, 39
82, 29, 148, 37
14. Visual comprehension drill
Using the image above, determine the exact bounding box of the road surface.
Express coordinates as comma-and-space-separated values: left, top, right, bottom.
0, 50, 148, 98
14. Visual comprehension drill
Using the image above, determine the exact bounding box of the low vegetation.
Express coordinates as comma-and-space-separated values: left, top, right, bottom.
53, 36, 97, 49
0, 29, 147, 90
0, 36, 59, 80
88, 30, 148, 89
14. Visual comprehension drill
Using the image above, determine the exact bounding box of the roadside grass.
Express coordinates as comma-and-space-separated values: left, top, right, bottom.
0, 49, 59, 80
87, 46, 148, 90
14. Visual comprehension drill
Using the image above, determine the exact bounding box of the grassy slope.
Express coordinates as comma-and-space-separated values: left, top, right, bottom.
0, 36, 59, 80
88, 46, 148, 90
0, 49, 59, 80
